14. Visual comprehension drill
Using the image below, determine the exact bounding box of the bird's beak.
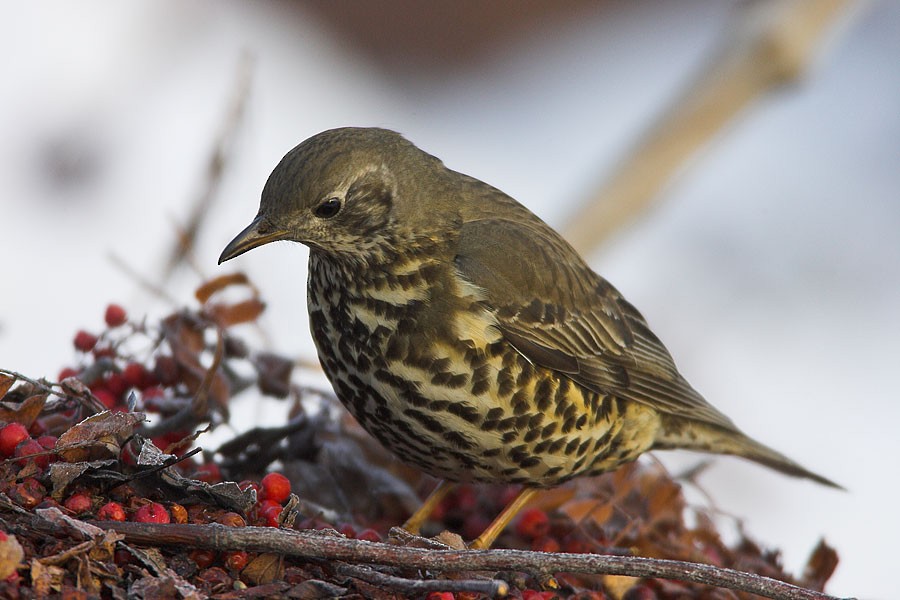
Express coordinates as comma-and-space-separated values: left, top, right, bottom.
218, 216, 291, 264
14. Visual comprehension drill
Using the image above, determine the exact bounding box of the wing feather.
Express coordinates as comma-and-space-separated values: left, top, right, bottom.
454, 212, 736, 431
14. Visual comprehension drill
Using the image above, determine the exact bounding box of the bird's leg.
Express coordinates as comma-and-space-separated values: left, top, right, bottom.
469, 487, 540, 549
402, 479, 456, 535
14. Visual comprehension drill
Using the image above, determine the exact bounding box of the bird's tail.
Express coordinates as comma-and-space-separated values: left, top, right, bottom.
653, 419, 844, 489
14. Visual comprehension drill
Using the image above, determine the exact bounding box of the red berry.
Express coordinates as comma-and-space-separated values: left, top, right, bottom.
73, 330, 98, 352
356, 528, 382, 542
104, 303, 127, 327
260, 472, 291, 503
338, 523, 357, 538
104, 372, 127, 397
195, 462, 222, 484
122, 363, 148, 389
15, 438, 48, 469
97, 502, 126, 521
0, 423, 30, 457
142, 386, 166, 411
532, 536, 561, 553
224, 550, 249, 571
261, 504, 282, 527
134, 502, 170, 523
64, 492, 92, 514
93, 345, 116, 359
57, 367, 80, 381
515, 508, 550, 540
427, 593, 456, 600
521, 591, 557, 600
92, 388, 118, 410
190, 549, 217, 569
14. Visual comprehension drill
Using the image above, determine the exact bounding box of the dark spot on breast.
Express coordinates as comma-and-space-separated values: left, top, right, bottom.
404, 408, 446, 434
540, 422, 558, 439
447, 401, 480, 424
497, 416, 517, 431
485, 407, 504, 420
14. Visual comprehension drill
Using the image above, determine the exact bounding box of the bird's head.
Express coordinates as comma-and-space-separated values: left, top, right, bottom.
218, 127, 449, 265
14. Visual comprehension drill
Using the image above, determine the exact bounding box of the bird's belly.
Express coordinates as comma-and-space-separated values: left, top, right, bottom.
309, 294, 660, 486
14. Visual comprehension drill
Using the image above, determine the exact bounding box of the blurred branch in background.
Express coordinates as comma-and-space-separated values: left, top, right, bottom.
562, 0, 854, 254
160, 52, 255, 281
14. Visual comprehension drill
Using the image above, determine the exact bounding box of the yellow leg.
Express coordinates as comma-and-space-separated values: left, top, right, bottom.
470, 487, 540, 549
402, 480, 456, 535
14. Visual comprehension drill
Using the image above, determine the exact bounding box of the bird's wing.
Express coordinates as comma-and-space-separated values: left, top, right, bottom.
454, 215, 737, 430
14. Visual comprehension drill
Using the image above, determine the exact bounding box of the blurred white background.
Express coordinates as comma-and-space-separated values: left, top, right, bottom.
1, 1, 897, 597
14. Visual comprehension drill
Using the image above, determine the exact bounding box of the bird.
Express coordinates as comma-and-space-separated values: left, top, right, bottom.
219, 127, 839, 549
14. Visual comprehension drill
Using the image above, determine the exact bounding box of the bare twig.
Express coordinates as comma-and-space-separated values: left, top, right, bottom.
563, 0, 854, 253
161, 51, 255, 280
337, 563, 508, 597
95, 522, 852, 600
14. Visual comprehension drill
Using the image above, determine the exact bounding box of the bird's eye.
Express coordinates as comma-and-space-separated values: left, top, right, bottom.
314, 197, 342, 219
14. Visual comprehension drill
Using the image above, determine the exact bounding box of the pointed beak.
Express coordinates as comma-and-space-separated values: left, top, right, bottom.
218, 216, 291, 264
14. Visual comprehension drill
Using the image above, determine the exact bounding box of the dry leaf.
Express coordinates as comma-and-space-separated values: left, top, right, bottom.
0, 533, 24, 579
56, 411, 144, 462
0, 373, 15, 398
433, 530, 467, 550
48, 460, 118, 499
30, 559, 65, 596
242, 553, 285, 586
0, 392, 48, 427
254, 352, 293, 398
194, 273, 251, 304
161, 313, 231, 415
603, 574, 639, 600
802, 539, 839, 591
559, 498, 613, 526
206, 299, 266, 328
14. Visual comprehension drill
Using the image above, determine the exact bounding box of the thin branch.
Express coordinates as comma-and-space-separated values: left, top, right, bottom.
95, 522, 852, 600
161, 51, 255, 280
562, 0, 854, 253
337, 563, 508, 597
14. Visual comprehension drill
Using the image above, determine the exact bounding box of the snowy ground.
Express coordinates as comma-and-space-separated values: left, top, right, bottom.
1, 2, 897, 597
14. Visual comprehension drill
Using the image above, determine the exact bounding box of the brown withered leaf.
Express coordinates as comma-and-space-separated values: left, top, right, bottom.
432, 530, 467, 550
0, 373, 15, 398
254, 352, 293, 398
645, 472, 684, 524
0, 392, 48, 428
241, 553, 284, 586
56, 411, 145, 463
48, 460, 119, 499
34, 507, 106, 539
88, 530, 125, 562
205, 299, 266, 328
194, 272, 252, 304
161, 312, 230, 416
131, 436, 256, 513
801, 539, 839, 591
0, 532, 24, 579
30, 560, 65, 597
561, 498, 614, 527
